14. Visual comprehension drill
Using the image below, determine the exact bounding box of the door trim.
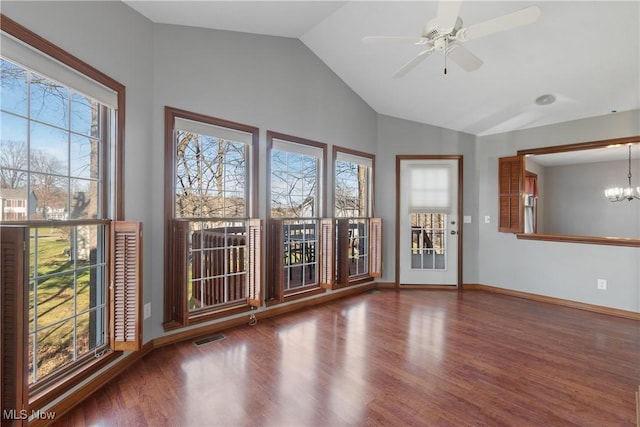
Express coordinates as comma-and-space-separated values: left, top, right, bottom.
395, 155, 463, 289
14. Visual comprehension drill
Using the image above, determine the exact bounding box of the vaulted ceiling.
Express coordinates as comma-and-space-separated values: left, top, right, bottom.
123, 1, 639, 137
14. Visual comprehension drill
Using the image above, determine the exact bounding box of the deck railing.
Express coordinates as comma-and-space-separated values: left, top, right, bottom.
191, 224, 247, 308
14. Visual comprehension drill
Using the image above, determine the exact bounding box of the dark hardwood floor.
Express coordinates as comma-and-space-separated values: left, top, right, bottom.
51, 290, 639, 426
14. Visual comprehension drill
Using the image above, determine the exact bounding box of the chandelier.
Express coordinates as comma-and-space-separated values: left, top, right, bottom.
604, 144, 640, 202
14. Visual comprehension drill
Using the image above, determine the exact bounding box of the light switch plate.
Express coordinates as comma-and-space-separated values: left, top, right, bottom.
463, 216, 472, 224
484, 216, 491, 224
144, 303, 151, 319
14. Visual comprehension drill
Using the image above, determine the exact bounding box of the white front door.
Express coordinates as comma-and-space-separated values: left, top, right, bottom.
398, 158, 460, 286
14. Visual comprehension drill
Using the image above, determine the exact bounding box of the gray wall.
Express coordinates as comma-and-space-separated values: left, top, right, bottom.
1, 2, 379, 342
376, 114, 479, 284
543, 159, 640, 237
149, 24, 379, 338
477, 110, 640, 312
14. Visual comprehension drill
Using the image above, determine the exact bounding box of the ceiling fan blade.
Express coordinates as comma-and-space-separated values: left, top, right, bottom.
393, 48, 434, 79
462, 6, 541, 41
362, 36, 426, 45
446, 44, 483, 72
436, 0, 462, 32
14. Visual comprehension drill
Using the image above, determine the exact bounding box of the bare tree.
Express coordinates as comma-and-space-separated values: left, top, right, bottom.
335, 161, 368, 217
271, 151, 318, 218
175, 131, 247, 219
0, 140, 28, 189
30, 149, 66, 218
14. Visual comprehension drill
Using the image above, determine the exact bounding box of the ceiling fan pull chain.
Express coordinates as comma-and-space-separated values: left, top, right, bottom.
444, 37, 448, 75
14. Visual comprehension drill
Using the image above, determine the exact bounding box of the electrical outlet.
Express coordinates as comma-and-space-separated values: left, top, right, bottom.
597, 279, 607, 290
144, 303, 151, 319
464, 216, 472, 224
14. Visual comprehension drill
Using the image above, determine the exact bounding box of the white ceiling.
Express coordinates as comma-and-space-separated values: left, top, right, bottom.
123, 0, 640, 137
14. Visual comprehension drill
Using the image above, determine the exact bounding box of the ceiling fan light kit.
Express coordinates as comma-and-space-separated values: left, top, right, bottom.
363, 2, 542, 77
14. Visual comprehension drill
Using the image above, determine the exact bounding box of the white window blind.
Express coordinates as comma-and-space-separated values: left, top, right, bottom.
1, 32, 118, 108
174, 117, 253, 145
272, 138, 323, 158
408, 164, 451, 213
335, 151, 373, 169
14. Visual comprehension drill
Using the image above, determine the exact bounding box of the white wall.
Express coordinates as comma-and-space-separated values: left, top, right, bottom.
477, 110, 640, 312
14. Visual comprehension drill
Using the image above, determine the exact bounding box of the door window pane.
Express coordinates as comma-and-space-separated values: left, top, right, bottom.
410, 213, 446, 270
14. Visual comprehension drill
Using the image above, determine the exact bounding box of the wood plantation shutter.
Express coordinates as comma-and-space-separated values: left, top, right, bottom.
165, 220, 188, 327
269, 219, 285, 303
369, 218, 382, 278
498, 156, 525, 233
336, 218, 350, 285
0, 227, 29, 426
110, 221, 142, 351
247, 219, 262, 307
319, 218, 335, 289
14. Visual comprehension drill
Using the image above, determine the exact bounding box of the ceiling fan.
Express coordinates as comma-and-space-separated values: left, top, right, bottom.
362, 1, 541, 77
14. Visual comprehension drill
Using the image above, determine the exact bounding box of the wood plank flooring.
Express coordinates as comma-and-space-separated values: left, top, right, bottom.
51, 290, 639, 426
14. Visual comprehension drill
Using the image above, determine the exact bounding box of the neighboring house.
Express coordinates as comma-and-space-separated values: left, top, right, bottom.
0, 188, 36, 221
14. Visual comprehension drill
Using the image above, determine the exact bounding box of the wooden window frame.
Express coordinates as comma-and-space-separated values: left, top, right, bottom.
163, 107, 260, 330
333, 145, 375, 218
331, 146, 378, 287
266, 131, 327, 305
0, 14, 136, 416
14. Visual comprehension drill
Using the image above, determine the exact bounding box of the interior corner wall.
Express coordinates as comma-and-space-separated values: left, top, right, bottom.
376, 114, 479, 285
476, 110, 640, 313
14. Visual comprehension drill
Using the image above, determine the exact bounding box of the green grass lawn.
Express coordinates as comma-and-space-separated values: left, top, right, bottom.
28, 227, 101, 384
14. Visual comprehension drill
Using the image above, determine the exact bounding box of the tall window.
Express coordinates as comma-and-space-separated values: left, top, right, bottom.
1, 51, 113, 385
333, 147, 375, 282
164, 108, 259, 328
334, 150, 372, 218
268, 131, 326, 301
0, 15, 135, 415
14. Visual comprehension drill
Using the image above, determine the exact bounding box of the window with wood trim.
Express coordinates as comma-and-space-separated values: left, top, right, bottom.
164, 107, 259, 328
334, 148, 373, 218
332, 147, 378, 286
0, 14, 137, 417
267, 131, 326, 302
498, 156, 525, 233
